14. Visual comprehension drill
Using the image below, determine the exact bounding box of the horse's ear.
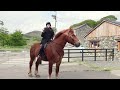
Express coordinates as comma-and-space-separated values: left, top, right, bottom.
69, 26, 73, 30
69, 28, 74, 33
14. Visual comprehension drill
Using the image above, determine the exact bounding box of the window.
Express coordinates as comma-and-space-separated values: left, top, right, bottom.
117, 41, 120, 51
89, 41, 100, 48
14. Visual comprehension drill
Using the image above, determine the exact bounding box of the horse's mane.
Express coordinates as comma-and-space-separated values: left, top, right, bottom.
54, 29, 68, 39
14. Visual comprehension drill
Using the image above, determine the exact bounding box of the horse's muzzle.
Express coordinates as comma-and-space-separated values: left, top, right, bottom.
74, 42, 80, 47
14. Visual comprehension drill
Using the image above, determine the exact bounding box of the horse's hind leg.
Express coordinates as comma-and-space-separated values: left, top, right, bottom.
35, 56, 42, 77
28, 57, 35, 77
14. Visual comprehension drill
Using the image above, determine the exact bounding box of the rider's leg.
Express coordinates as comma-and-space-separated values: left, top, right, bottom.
39, 39, 46, 56
39, 44, 44, 56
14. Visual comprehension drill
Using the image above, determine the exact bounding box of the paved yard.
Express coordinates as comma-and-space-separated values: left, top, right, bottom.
0, 62, 120, 79
0, 51, 120, 79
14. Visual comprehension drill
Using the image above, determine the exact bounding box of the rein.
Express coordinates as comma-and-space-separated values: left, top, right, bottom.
52, 30, 71, 48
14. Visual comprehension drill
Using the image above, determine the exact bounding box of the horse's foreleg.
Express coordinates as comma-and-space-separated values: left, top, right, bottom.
35, 56, 41, 77
48, 62, 53, 79
56, 61, 61, 79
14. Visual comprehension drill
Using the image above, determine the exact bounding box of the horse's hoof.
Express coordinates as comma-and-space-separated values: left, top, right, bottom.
35, 74, 40, 77
35, 75, 40, 77
28, 73, 33, 77
48, 76, 51, 79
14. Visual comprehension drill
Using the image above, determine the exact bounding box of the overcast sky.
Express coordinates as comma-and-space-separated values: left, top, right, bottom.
0, 11, 120, 34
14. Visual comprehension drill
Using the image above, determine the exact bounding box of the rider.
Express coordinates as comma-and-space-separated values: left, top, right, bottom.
38, 22, 55, 57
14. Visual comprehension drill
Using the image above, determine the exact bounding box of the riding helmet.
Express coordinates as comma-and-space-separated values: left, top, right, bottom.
46, 22, 51, 26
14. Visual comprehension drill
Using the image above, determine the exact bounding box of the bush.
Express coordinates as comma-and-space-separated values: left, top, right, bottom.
10, 30, 27, 46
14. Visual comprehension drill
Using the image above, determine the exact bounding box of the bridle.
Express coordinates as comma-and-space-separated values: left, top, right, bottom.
66, 30, 75, 45
52, 30, 75, 48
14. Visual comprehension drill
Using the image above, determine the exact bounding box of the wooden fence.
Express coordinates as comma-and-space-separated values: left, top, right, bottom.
63, 49, 114, 62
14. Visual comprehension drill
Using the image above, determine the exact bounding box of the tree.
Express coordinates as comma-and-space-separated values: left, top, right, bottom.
0, 27, 9, 46
52, 27, 57, 34
97, 15, 117, 25
101, 15, 117, 21
5, 34, 11, 46
70, 15, 118, 29
0, 20, 4, 26
0, 27, 8, 33
10, 30, 27, 46
70, 19, 97, 28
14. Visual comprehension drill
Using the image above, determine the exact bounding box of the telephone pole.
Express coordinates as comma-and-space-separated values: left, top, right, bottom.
52, 11, 57, 29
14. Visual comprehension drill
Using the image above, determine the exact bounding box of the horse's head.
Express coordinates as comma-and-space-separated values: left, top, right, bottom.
65, 28, 80, 47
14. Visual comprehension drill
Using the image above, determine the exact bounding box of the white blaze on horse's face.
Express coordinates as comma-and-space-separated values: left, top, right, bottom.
66, 29, 80, 47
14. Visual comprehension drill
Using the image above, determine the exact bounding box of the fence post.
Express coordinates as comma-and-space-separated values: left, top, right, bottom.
112, 49, 114, 61
94, 49, 96, 61
82, 49, 84, 61
105, 49, 107, 61
68, 49, 70, 62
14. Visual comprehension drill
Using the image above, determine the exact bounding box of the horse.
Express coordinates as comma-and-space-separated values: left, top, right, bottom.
28, 28, 80, 79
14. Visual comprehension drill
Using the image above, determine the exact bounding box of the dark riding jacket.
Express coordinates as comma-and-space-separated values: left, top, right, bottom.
41, 27, 54, 44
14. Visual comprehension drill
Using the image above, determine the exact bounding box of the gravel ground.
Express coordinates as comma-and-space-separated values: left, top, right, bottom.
0, 51, 120, 78
0, 62, 120, 79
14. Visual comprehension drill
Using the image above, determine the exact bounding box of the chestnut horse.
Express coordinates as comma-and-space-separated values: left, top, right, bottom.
28, 28, 80, 79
